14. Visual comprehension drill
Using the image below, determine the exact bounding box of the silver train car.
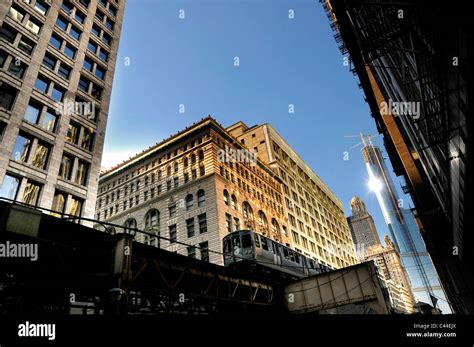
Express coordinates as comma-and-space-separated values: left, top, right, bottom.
223, 229, 331, 279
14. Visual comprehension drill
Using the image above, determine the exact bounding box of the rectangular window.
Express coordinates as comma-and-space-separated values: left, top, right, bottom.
0, 25, 16, 43
226, 213, 232, 233
199, 242, 209, 262
64, 44, 76, 59
83, 57, 93, 71
18, 37, 35, 55
51, 85, 64, 101
95, 65, 106, 80
173, 177, 179, 188
198, 213, 207, 234
69, 25, 81, 40
0, 83, 17, 110
56, 16, 68, 31
187, 246, 196, 259
50, 35, 62, 49
81, 127, 94, 151
58, 63, 71, 80
11, 133, 31, 162
87, 41, 97, 53
66, 123, 79, 144
22, 180, 41, 206
99, 50, 108, 62
42, 53, 57, 70
35, 77, 49, 93
169, 204, 176, 218
31, 141, 50, 170
169, 224, 177, 243
186, 218, 195, 238
59, 154, 73, 180
41, 110, 57, 132
78, 76, 90, 92
8, 60, 26, 79
0, 174, 20, 200
75, 161, 89, 186
68, 196, 83, 217
233, 217, 240, 231
24, 102, 41, 124
34, 0, 49, 15
52, 191, 66, 215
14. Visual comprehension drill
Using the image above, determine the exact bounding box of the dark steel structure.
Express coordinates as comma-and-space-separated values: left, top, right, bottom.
322, 0, 474, 313
0, 200, 279, 316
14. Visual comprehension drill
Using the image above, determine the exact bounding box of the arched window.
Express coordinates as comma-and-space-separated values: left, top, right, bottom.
145, 209, 160, 229
191, 153, 196, 164
198, 150, 204, 161
242, 201, 253, 219
258, 211, 268, 233
167, 166, 171, 176
223, 190, 229, 205
231, 194, 237, 210
184, 157, 189, 168
174, 162, 179, 173
271, 218, 280, 235
197, 189, 205, 207
124, 218, 137, 234
185, 194, 194, 211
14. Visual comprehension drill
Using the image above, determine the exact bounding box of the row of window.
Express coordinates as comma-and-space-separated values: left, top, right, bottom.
0, 174, 83, 217
122, 211, 208, 244
0, 50, 28, 79
10, 131, 90, 186
100, 137, 208, 193
99, 163, 206, 211
8, 5, 42, 35
0, 23, 36, 55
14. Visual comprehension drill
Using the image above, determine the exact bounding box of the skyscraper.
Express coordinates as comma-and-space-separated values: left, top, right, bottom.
0, 0, 125, 221
361, 137, 450, 313
347, 196, 380, 255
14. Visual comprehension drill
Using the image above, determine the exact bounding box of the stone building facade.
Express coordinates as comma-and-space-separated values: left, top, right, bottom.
96, 117, 291, 265
0, 0, 125, 220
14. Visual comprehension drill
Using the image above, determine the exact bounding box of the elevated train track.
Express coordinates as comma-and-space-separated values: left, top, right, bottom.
0, 200, 280, 316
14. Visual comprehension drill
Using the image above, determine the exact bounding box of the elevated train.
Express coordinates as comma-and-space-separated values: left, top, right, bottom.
223, 229, 332, 279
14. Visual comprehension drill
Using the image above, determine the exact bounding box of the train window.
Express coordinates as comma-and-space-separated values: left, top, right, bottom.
261, 237, 269, 251
224, 239, 231, 253
242, 234, 252, 248
232, 235, 241, 249
294, 253, 300, 264
309, 260, 316, 269
289, 251, 295, 262
255, 234, 260, 248
283, 248, 289, 259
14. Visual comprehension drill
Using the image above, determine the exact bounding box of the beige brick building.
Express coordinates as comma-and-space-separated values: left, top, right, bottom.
0, 0, 125, 221
227, 121, 357, 269
96, 117, 291, 265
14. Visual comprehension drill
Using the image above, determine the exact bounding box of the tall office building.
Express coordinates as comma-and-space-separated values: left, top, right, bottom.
0, 0, 125, 221
96, 117, 292, 265
347, 196, 380, 256
347, 196, 415, 313
361, 139, 450, 313
228, 122, 357, 269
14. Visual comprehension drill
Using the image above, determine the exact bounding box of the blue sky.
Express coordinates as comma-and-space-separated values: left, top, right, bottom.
104, 0, 413, 241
